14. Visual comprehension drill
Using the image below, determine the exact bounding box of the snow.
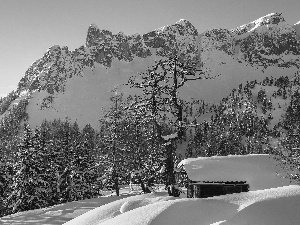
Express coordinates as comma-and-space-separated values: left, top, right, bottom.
248, 13, 281, 32
233, 12, 284, 36
4, 185, 299, 225
218, 185, 300, 225
193, 49, 298, 103
2, 154, 300, 225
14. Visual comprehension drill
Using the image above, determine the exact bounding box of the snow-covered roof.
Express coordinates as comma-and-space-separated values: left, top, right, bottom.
180, 154, 292, 191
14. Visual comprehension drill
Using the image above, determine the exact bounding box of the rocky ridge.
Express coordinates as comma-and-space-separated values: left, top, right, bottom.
17, 19, 200, 97
199, 12, 300, 66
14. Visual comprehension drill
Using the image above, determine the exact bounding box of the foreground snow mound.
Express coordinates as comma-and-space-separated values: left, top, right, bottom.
2, 185, 300, 225
220, 185, 300, 225
94, 197, 238, 225
64, 186, 300, 225
180, 154, 292, 191
0, 194, 130, 225
63, 192, 175, 225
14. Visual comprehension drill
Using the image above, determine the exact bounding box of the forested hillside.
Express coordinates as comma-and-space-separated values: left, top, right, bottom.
1, 68, 300, 216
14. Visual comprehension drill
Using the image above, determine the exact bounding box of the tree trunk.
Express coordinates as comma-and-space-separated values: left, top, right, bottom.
139, 178, 146, 193
114, 176, 119, 196
165, 143, 176, 196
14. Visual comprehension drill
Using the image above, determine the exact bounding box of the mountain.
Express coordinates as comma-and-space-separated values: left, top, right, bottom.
1, 12, 300, 129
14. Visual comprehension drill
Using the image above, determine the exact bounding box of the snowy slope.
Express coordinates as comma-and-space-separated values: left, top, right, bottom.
25, 56, 157, 128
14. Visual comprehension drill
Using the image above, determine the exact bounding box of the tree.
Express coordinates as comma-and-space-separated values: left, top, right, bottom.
128, 56, 205, 195
7, 123, 49, 213
0, 158, 14, 216
99, 91, 128, 196
73, 124, 99, 199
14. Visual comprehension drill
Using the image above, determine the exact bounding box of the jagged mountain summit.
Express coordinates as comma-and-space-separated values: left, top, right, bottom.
1, 12, 300, 129
201, 12, 300, 64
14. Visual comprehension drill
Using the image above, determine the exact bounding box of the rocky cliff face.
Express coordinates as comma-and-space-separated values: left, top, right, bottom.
17, 45, 82, 95
17, 19, 200, 98
85, 19, 199, 66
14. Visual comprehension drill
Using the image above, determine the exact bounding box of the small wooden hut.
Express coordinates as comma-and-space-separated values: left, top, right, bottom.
187, 180, 249, 198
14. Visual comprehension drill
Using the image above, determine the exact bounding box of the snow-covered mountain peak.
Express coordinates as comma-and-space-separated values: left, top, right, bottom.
200, 12, 300, 67
17, 43, 81, 95
153, 19, 197, 35
176, 18, 189, 24
47, 45, 61, 52
84, 19, 200, 67
232, 12, 285, 35
86, 24, 114, 47
175, 19, 198, 34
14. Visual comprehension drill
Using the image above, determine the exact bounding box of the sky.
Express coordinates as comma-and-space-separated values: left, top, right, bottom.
0, 0, 299, 97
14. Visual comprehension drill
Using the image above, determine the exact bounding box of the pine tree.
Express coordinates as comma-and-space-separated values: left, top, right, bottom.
7, 123, 49, 213
73, 124, 99, 199
99, 91, 127, 196
0, 159, 14, 216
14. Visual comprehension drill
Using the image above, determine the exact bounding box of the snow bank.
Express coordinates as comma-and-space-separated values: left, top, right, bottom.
2, 184, 300, 225
99, 198, 237, 225
63, 193, 175, 225
0, 191, 134, 225
180, 154, 292, 191
220, 185, 300, 225
63, 185, 300, 225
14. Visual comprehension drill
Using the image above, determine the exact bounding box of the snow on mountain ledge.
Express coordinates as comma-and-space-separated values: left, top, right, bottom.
293, 21, 300, 36
180, 154, 294, 191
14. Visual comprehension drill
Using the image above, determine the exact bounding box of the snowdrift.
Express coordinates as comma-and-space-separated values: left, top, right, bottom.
63, 186, 300, 225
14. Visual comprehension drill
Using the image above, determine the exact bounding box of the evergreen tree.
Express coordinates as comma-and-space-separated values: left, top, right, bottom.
0, 159, 14, 216
7, 123, 49, 214
73, 124, 99, 199
99, 91, 127, 196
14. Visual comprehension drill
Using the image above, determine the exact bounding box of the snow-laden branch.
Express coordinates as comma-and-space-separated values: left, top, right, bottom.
162, 133, 178, 141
